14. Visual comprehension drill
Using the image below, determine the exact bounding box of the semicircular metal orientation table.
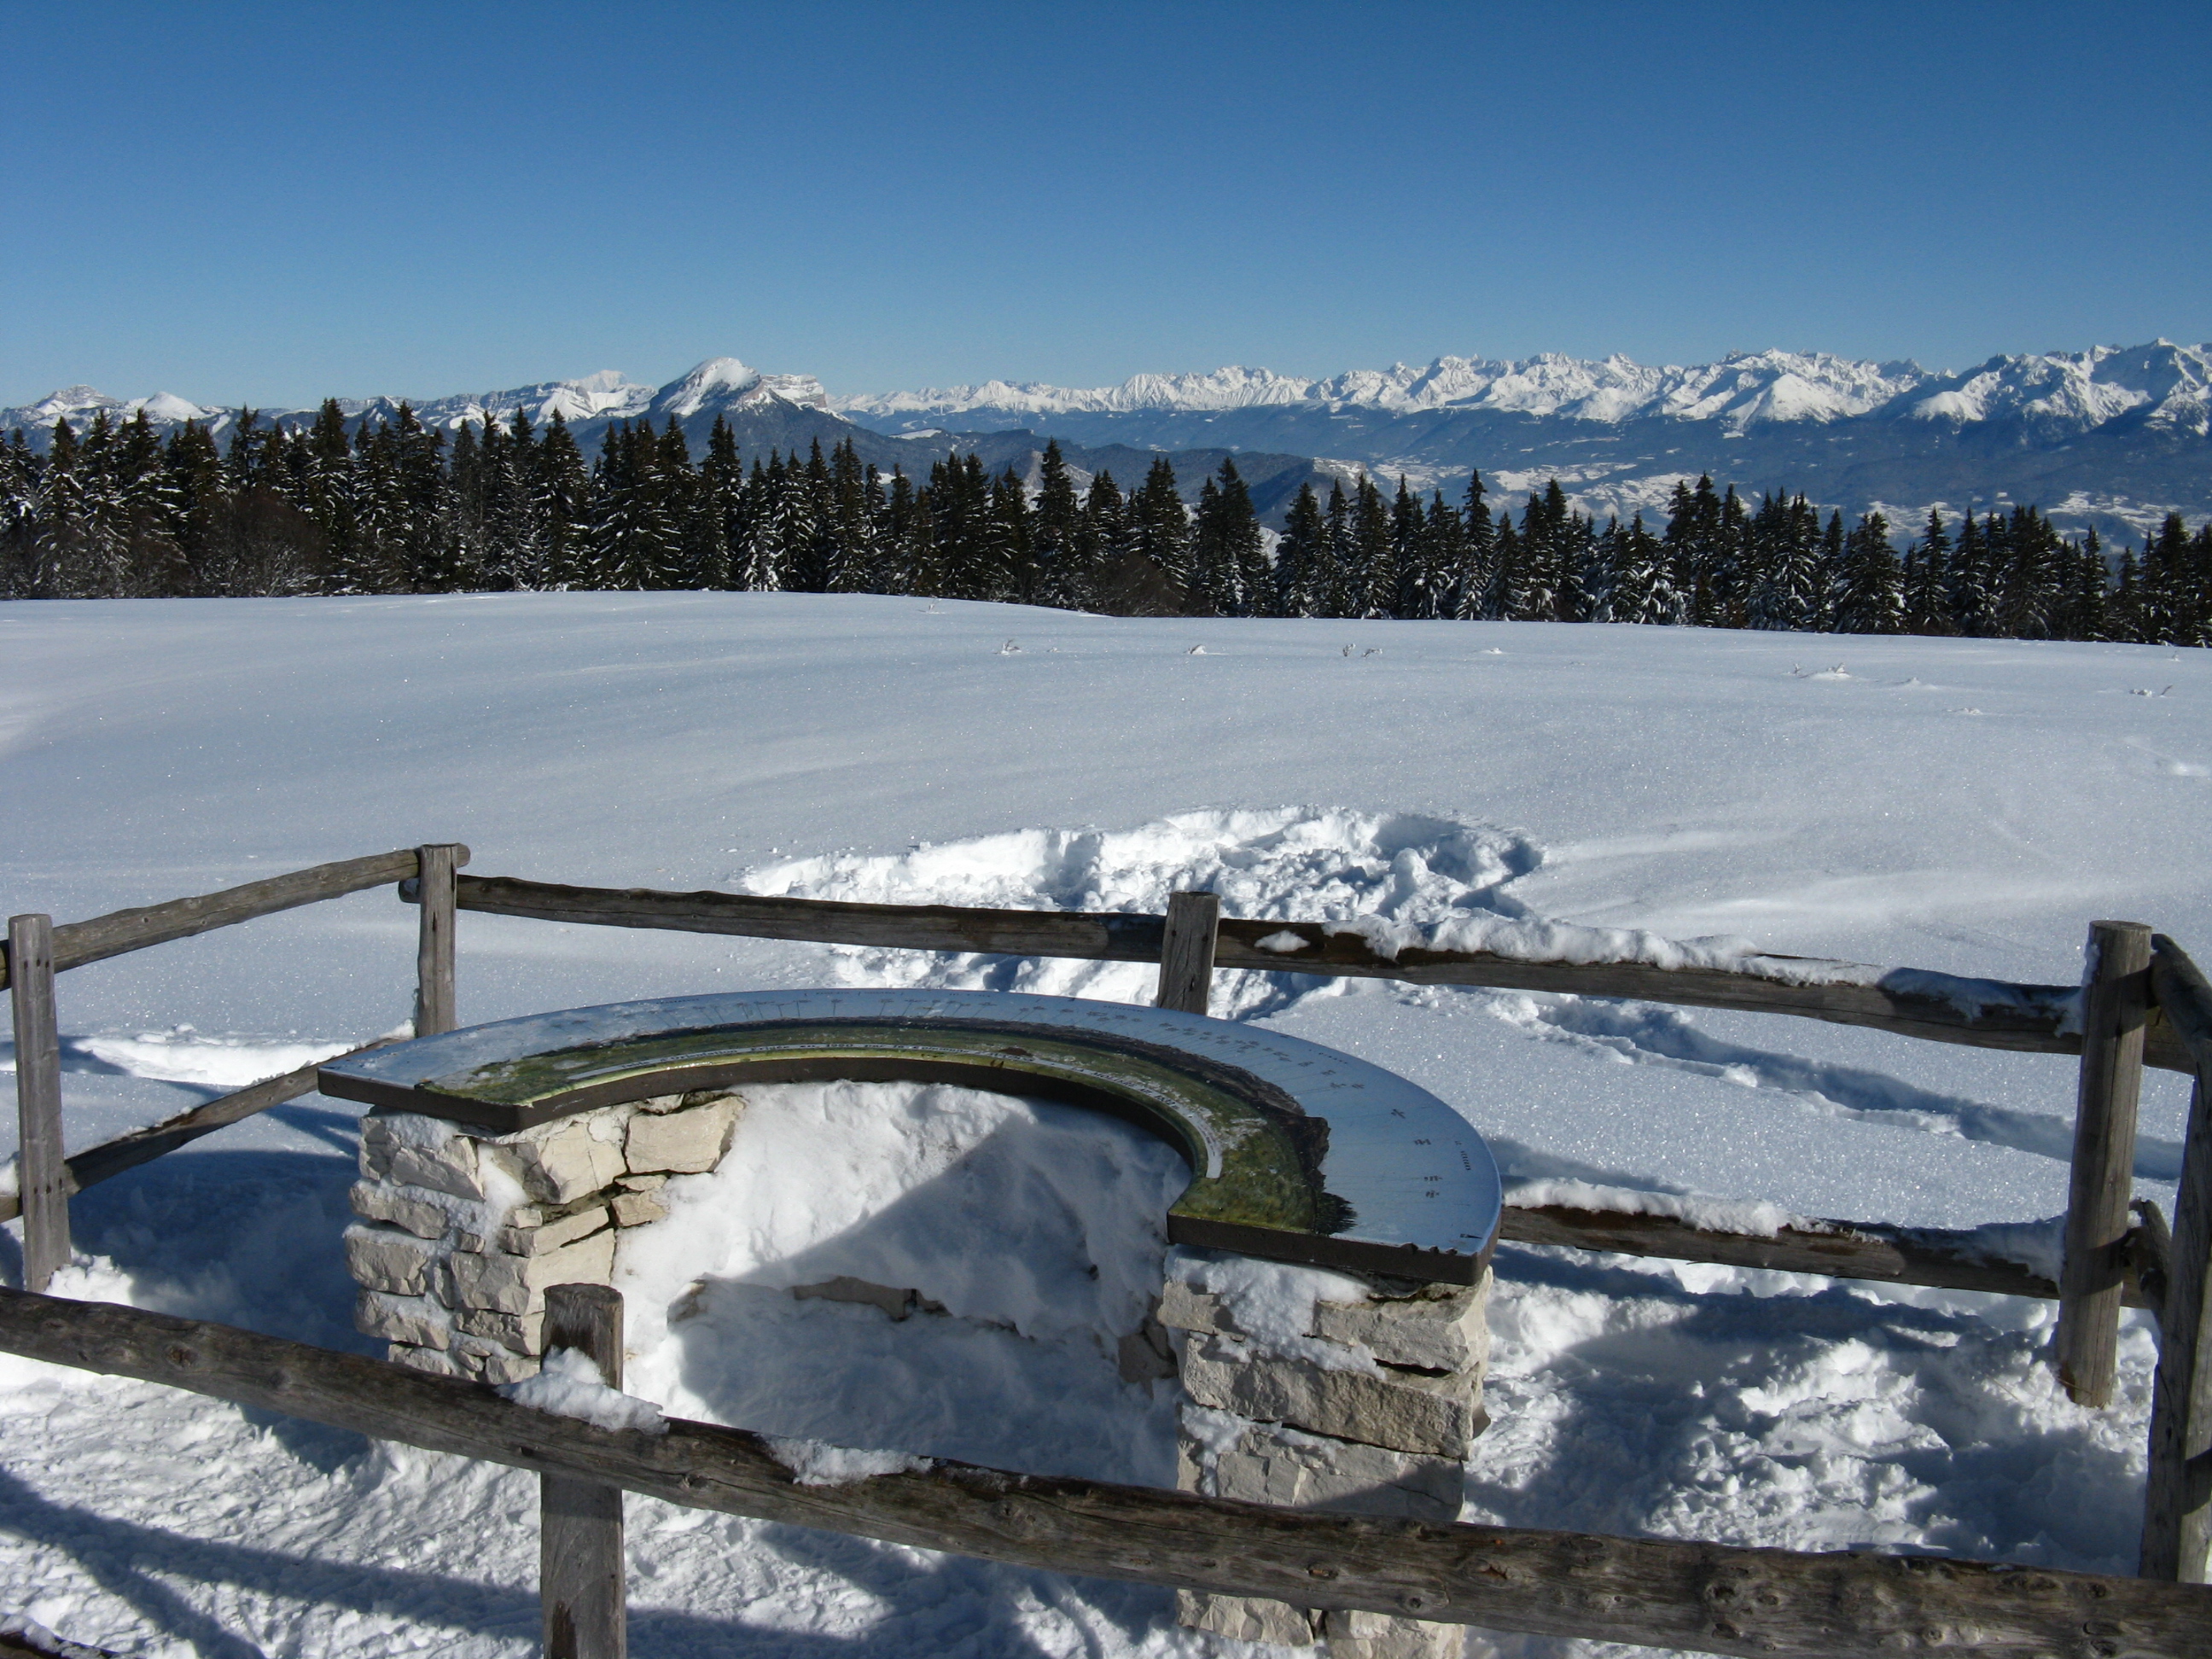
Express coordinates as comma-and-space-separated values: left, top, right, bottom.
319, 990, 1502, 1284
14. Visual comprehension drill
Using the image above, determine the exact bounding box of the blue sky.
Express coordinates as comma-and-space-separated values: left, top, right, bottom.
3, 1, 2206, 407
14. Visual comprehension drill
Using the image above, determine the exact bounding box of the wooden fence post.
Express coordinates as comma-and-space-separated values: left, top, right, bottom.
2057, 920, 2153, 1406
540, 1284, 626, 1659
2142, 934, 2212, 1581
2142, 1068, 2212, 1580
1155, 891, 1221, 1016
8, 915, 68, 1294
414, 844, 463, 1039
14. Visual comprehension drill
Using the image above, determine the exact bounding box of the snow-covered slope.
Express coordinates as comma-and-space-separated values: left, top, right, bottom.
0, 592, 2205, 1656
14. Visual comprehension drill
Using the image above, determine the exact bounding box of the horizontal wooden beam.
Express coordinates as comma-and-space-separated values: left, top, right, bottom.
2153, 937, 2212, 1077
0, 1621, 122, 1658
0, 849, 466, 990
1499, 1202, 2163, 1308
0, 1038, 394, 1225
0, 1287, 2203, 1659
426, 874, 2193, 1072
438, 872, 1173, 963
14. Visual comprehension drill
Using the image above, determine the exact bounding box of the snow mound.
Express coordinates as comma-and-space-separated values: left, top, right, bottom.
764, 1438, 933, 1487
617, 1080, 1188, 1487
500, 1348, 667, 1435
1165, 1247, 1377, 1372
734, 806, 1542, 1016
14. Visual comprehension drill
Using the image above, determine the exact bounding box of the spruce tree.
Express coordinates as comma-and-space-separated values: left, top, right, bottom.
1346, 475, 1394, 616
116, 409, 186, 595
0, 430, 39, 597
1081, 469, 1153, 613
1448, 471, 1494, 620
1389, 478, 1432, 618
701, 417, 743, 586
1832, 512, 1903, 634
28, 417, 84, 597
1187, 458, 1264, 615
2142, 511, 2200, 645
447, 418, 486, 587
1318, 480, 1353, 617
1605, 513, 1671, 622
982, 465, 1033, 602
880, 466, 919, 596
1745, 493, 1826, 632
1664, 476, 1722, 626
824, 441, 875, 593
534, 410, 592, 588
665, 418, 722, 588
1902, 509, 1953, 634
1130, 457, 1190, 592
1484, 514, 1525, 620
1221, 460, 1271, 614
2053, 529, 2110, 642
1030, 439, 1085, 609
1948, 511, 1993, 636
1418, 492, 1467, 621
1272, 481, 1325, 617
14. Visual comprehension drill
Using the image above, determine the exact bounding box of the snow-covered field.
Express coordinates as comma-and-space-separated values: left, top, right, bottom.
0, 592, 2207, 1657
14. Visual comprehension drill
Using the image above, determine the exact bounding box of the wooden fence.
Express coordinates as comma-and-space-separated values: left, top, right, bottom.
3, 846, 2210, 1656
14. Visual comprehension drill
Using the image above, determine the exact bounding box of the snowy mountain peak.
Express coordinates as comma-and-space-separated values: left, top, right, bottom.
649, 357, 830, 422
137, 392, 212, 422
11, 387, 217, 430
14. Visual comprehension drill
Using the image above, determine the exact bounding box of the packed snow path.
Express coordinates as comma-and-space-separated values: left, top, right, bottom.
0, 593, 2206, 1656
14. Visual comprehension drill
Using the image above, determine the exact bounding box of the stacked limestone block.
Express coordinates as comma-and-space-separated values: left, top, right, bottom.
346, 1089, 742, 1382
1161, 1253, 1491, 1659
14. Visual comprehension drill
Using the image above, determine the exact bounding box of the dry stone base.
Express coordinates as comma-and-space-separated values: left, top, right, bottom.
351, 1074, 1490, 1659
1175, 1593, 1464, 1657
1179, 1333, 1485, 1458
1173, 1264, 1490, 1657
1311, 1283, 1490, 1374
348, 1089, 742, 1378
1177, 1590, 1318, 1647
1322, 1609, 1465, 1658
1179, 1418, 1462, 1523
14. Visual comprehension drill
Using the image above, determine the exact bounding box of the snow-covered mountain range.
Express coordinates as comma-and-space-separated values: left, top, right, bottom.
0, 358, 828, 449
835, 341, 2212, 438
9, 342, 2210, 541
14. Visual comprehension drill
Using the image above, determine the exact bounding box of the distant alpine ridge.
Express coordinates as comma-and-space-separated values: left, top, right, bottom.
0, 358, 829, 453
9, 341, 2211, 541
835, 341, 2212, 434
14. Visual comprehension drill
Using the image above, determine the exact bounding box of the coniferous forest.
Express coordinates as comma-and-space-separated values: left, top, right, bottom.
3, 402, 2209, 645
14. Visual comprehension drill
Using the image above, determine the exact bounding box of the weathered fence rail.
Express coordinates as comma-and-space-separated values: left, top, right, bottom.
0, 1038, 395, 1226
418, 871, 2197, 1072
12, 844, 2212, 1650
0, 849, 443, 989
1498, 1202, 2140, 1306
0, 1285, 2203, 1659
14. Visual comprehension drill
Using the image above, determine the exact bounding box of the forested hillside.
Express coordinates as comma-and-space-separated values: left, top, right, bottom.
3, 403, 2206, 645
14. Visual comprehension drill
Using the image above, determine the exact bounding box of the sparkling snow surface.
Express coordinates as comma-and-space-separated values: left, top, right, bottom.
0, 592, 2208, 1657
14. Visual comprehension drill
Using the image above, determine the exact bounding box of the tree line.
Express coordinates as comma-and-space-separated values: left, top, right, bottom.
3, 401, 2207, 645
